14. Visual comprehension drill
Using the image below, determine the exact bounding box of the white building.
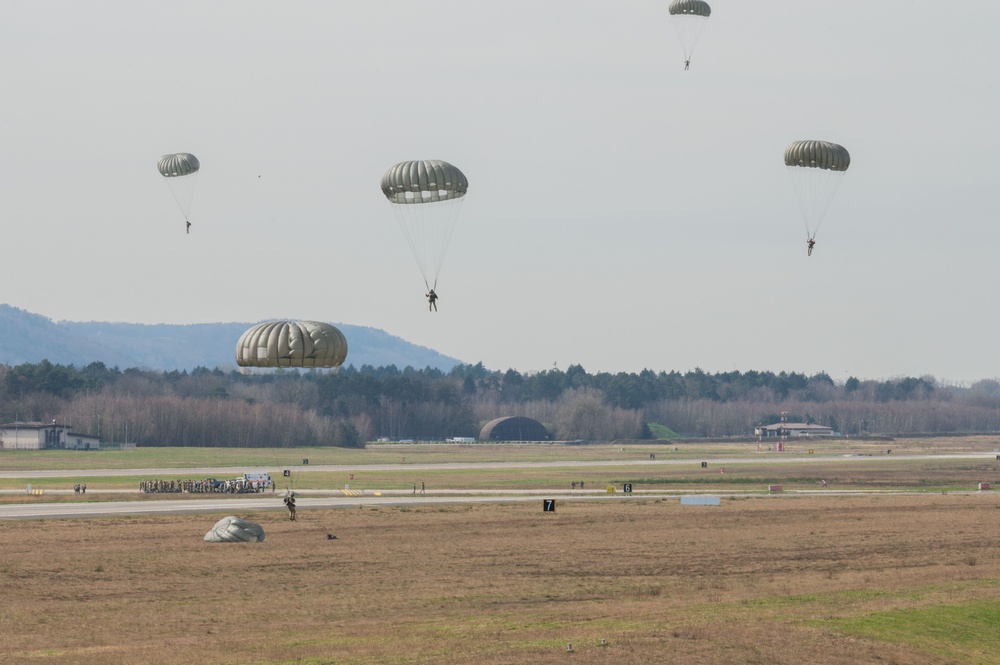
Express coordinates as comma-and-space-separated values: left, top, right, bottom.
0, 421, 101, 450
755, 422, 834, 438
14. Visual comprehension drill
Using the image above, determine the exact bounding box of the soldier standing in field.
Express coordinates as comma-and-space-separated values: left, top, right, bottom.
284, 494, 296, 521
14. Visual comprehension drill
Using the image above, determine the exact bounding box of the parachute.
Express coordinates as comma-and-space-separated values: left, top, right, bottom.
381, 160, 469, 290
235, 320, 348, 369
203, 516, 265, 543
236, 321, 347, 369
157, 153, 200, 229
784, 140, 851, 246
668, 0, 711, 70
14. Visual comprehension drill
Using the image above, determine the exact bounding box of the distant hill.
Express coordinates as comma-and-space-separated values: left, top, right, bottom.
0, 305, 464, 372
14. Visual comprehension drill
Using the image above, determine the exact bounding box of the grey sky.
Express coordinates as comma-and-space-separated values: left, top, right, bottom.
2, 1, 998, 383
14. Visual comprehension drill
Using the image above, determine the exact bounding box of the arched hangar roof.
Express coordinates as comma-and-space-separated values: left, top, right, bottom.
479, 416, 550, 442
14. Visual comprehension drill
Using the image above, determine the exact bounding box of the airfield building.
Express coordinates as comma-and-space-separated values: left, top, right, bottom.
0, 421, 101, 450
755, 422, 834, 438
479, 416, 550, 442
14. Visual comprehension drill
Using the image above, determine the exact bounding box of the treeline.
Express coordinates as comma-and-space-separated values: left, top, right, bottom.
1, 360, 999, 447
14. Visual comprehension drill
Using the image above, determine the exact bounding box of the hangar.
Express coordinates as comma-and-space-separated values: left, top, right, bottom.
755, 422, 834, 437
0, 421, 100, 450
479, 416, 550, 442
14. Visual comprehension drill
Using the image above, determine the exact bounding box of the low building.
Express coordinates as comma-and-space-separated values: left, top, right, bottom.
0, 422, 101, 450
755, 422, 834, 438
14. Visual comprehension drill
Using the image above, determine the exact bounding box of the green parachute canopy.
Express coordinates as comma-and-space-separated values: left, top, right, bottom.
669, 0, 711, 17
157, 153, 200, 177
784, 140, 851, 172
380, 160, 468, 204
235, 321, 348, 369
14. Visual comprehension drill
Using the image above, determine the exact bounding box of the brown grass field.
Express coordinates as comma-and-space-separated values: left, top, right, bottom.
2, 494, 1000, 664
2, 438, 1000, 664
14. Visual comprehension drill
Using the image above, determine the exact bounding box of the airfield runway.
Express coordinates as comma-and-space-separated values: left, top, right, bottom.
1, 452, 995, 520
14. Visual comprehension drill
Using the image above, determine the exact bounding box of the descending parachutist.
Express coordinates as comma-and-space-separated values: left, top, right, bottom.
186, 220, 191, 234
158, 152, 200, 231
382, 160, 468, 296
426, 288, 438, 312
669, 0, 710, 74
785, 140, 850, 257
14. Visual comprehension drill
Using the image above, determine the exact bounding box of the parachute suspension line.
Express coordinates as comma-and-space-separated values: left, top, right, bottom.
426, 196, 463, 289
670, 13, 709, 67
168, 173, 199, 220
786, 166, 846, 241
387, 196, 464, 290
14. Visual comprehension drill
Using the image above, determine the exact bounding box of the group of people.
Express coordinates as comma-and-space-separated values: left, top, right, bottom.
139, 478, 271, 494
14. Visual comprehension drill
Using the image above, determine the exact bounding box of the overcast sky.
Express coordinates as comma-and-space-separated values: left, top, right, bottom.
2, 1, 998, 383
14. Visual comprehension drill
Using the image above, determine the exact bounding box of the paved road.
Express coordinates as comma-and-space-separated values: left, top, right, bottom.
2, 487, 993, 520
0, 491, 624, 520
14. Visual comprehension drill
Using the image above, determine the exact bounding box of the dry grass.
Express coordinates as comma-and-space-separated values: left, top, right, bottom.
0, 434, 998, 472
2, 494, 999, 664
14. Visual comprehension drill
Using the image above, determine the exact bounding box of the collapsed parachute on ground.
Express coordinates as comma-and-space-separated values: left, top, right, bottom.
668, 0, 711, 69
784, 140, 851, 244
235, 321, 348, 369
381, 159, 468, 290
204, 516, 265, 543
157, 152, 201, 227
